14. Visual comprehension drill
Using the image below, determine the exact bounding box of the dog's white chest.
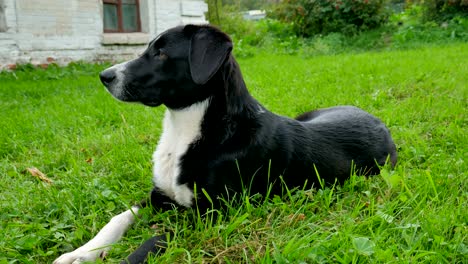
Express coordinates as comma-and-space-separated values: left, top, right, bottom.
152, 99, 210, 207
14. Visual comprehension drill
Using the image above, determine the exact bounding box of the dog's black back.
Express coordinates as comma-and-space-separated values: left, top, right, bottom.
179, 79, 396, 208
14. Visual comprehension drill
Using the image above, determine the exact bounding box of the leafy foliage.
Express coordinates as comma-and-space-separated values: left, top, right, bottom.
415, 0, 468, 21
271, 0, 391, 36
221, 0, 273, 10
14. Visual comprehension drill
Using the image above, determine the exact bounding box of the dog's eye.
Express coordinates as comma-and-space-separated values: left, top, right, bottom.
155, 49, 168, 60
159, 52, 168, 60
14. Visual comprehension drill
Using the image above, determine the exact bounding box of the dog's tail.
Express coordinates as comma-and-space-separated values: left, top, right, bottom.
120, 233, 172, 264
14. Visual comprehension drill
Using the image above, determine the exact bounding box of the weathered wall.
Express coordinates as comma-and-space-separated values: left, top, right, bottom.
0, 0, 18, 64
0, 0, 207, 68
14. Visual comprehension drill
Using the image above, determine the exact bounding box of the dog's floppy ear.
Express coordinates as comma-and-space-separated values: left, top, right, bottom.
187, 25, 233, 85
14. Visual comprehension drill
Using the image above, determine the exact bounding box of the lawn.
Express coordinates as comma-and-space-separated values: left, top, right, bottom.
0, 43, 466, 263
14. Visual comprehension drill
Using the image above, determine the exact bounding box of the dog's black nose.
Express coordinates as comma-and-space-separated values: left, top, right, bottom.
99, 70, 116, 86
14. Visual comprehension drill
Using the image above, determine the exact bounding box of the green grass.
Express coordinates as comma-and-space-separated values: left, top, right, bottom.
1, 43, 467, 263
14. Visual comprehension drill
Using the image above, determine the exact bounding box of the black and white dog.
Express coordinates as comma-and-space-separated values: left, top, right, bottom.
54, 24, 397, 263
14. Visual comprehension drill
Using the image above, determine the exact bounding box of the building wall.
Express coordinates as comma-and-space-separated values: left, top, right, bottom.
0, 0, 18, 63
0, 0, 208, 68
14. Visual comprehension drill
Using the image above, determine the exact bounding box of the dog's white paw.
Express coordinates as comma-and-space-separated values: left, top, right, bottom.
53, 247, 105, 264
53, 208, 139, 264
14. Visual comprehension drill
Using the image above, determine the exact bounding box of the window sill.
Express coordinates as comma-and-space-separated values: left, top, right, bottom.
102, 33, 150, 45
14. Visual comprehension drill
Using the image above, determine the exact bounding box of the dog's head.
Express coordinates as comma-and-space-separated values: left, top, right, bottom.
99, 25, 233, 109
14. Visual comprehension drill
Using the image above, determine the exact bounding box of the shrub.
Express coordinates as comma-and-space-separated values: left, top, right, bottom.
205, 1, 266, 45
417, 0, 468, 21
271, 0, 391, 36
390, 4, 468, 45
255, 18, 297, 39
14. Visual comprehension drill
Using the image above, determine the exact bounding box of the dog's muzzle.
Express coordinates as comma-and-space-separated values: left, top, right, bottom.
99, 66, 126, 100
99, 69, 116, 87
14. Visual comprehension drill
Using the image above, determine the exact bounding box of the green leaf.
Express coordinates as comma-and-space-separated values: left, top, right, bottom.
353, 237, 375, 256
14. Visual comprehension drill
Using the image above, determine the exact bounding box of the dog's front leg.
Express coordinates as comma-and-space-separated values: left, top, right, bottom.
53, 206, 140, 264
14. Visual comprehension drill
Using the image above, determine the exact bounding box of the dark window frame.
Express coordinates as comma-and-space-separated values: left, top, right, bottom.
103, 0, 141, 33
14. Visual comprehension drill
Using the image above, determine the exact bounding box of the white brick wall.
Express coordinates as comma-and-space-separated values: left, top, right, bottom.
1, 0, 16, 33
181, 0, 208, 17
155, 0, 182, 34
153, 0, 208, 35
0, 0, 207, 68
0, 0, 17, 63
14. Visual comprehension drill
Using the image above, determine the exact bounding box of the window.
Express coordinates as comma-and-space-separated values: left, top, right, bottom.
103, 0, 141, 33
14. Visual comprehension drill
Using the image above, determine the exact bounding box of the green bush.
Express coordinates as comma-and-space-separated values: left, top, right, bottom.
203, 0, 467, 59
418, 0, 468, 21
391, 17, 468, 46
232, 19, 299, 57
390, 4, 468, 45
271, 0, 391, 36
256, 18, 297, 39
205, 2, 266, 45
